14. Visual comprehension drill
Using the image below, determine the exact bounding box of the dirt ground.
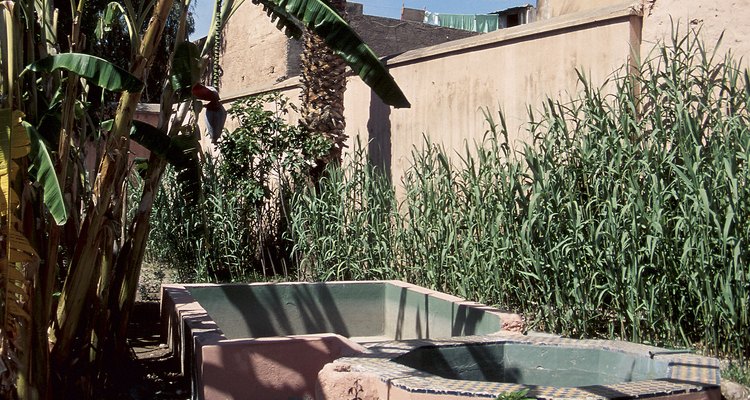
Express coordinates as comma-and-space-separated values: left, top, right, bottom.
105, 301, 188, 400
105, 262, 189, 400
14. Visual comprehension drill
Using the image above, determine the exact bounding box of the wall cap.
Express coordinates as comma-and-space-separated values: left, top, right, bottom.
387, 1, 642, 67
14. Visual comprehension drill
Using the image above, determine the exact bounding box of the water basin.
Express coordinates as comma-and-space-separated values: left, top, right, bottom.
320, 335, 721, 400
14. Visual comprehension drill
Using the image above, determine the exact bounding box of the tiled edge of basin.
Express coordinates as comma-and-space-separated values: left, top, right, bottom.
160, 283, 368, 400
317, 333, 722, 400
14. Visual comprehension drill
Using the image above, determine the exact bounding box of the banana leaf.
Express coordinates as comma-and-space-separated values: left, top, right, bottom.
254, 0, 410, 108
25, 53, 144, 92
95, 2, 138, 50
128, 121, 202, 204
26, 122, 67, 225
170, 42, 202, 100
251, 0, 303, 39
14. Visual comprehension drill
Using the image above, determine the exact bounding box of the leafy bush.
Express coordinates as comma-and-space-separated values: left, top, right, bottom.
147, 93, 324, 282
219, 93, 328, 204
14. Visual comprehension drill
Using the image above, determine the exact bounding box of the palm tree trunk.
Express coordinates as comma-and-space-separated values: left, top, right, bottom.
300, 0, 348, 183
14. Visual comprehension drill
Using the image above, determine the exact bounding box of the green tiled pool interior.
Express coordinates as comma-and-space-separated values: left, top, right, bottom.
393, 343, 670, 387
184, 281, 502, 340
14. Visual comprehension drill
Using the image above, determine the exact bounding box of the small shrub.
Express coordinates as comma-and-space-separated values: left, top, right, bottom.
723, 362, 750, 386
496, 389, 533, 400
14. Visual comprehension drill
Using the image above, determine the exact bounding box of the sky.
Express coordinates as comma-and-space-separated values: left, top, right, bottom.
190, 0, 531, 40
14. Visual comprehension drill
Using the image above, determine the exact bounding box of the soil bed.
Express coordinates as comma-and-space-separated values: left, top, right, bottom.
105, 301, 189, 400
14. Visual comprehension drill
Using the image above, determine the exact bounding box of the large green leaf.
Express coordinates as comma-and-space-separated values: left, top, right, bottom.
254, 0, 410, 108
127, 120, 171, 158
95, 2, 138, 51
25, 53, 144, 92
25, 122, 67, 225
128, 121, 202, 204
170, 42, 202, 100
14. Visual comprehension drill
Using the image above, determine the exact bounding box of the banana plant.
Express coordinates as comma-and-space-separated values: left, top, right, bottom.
1, 0, 169, 397
1, 2, 68, 398
3, 0, 412, 398
50, 0, 176, 373
95, 0, 157, 60
0, 108, 37, 400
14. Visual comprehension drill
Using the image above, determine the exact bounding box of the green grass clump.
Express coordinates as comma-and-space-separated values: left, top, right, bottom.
723, 362, 750, 386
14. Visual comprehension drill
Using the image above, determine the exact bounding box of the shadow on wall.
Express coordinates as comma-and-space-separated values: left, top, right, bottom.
392, 286, 425, 340
367, 87, 392, 178
199, 284, 363, 400
186, 282, 499, 341
217, 283, 353, 338
166, 282, 520, 399
452, 304, 487, 336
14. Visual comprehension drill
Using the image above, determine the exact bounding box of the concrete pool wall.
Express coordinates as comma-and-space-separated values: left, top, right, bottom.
161, 280, 523, 400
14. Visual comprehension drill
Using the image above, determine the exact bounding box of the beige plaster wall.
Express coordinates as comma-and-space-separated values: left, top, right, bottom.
537, 0, 750, 64
208, 4, 642, 186
536, 0, 633, 20
218, 1, 293, 98
344, 4, 641, 186
200, 0, 750, 188
641, 0, 750, 64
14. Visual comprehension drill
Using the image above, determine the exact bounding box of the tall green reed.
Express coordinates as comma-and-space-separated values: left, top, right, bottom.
289, 30, 750, 362
288, 141, 399, 281
147, 152, 295, 282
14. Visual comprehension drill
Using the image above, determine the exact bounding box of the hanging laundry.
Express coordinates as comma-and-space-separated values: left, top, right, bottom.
425, 12, 499, 33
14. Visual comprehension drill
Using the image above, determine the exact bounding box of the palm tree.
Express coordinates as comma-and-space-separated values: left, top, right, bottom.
300, 0, 348, 181
298, 0, 411, 182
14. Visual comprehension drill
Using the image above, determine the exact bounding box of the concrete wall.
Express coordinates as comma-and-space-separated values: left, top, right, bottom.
384, 282, 503, 339
162, 281, 523, 399
199, 0, 750, 190
345, 4, 641, 183
536, 0, 632, 20
179, 281, 511, 341
536, 0, 750, 64
641, 0, 750, 64
187, 282, 386, 339
349, 14, 479, 58
202, 3, 640, 186
218, 0, 297, 98
216, 1, 477, 103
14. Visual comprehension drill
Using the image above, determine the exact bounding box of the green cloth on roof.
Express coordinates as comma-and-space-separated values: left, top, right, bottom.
435, 13, 499, 33
475, 15, 500, 32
